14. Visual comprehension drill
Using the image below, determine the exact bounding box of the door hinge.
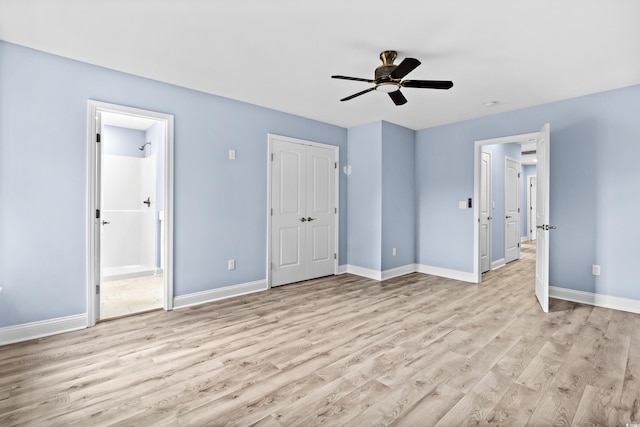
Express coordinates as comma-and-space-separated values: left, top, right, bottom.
334, 253, 337, 260
335, 207, 337, 214
270, 208, 273, 216
96, 133, 101, 143
335, 162, 338, 169
96, 284, 100, 295
271, 153, 274, 161
518, 242, 520, 248
96, 209, 100, 219
518, 172, 520, 178
518, 208, 520, 213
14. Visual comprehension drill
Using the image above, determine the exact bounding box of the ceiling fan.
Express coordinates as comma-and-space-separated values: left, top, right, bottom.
332, 50, 454, 105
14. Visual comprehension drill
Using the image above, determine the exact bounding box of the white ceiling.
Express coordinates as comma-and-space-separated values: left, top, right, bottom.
1, 0, 639, 130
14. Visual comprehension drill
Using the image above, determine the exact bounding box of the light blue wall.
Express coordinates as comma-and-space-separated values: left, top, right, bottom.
521, 164, 537, 239
346, 122, 382, 271
483, 143, 521, 262
103, 125, 146, 157
0, 41, 347, 327
416, 83, 640, 300
415, 126, 474, 271
381, 121, 416, 270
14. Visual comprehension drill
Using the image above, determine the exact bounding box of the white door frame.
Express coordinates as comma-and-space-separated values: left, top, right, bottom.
266, 134, 339, 288
527, 175, 537, 241
479, 150, 492, 273
87, 100, 174, 327
504, 156, 521, 263
473, 130, 540, 283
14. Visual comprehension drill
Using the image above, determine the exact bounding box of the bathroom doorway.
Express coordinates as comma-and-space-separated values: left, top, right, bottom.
87, 101, 174, 325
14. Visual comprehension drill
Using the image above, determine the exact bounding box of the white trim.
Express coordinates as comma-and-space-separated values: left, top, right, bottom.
345, 265, 382, 281
491, 258, 506, 270
87, 100, 175, 327
173, 280, 268, 309
504, 156, 521, 263
337, 265, 348, 274
0, 315, 87, 346
381, 264, 418, 281
550, 286, 640, 314
266, 134, 339, 288
521, 236, 529, 242
417, 264, 477, 283
345, 264, 416, 281
527, 174, 537, 241
345, 263, 477, 283
474, 130, 542, 284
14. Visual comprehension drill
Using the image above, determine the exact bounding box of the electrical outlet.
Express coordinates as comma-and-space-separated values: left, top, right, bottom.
228, 149, 236, 160
592, 264, 600, 276
228, 259, 235, 270
392, 248, 397, 256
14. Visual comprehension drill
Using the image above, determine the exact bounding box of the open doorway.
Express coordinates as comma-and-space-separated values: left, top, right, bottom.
473, 124, 551, 312
87, 101, 174, 326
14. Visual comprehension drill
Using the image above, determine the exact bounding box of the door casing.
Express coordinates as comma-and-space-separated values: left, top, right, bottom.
87, 100, 174, 327
504, 156, 521, 264
266, 134, 339, 288
479, 150, 492, 273
473, 129, 545, 283
528, 175, 537, 241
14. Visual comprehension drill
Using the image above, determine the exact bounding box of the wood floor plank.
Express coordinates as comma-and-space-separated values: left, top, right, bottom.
1, 241, 639, 426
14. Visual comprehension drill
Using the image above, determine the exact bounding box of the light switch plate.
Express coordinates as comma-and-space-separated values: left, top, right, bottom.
228, 149, 236, 160
459, 201, 467, 209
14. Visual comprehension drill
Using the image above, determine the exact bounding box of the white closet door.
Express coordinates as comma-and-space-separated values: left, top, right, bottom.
271, 138, 336, 287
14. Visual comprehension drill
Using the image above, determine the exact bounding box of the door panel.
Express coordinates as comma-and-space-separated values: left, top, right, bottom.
279, 151, 302, 214
535, 124, 551, 312
306, 146, 335, 279
311, 225, 330, 262
480, 151, 492, 273
504, 157, 520, 263
271, 141, 307, 285
529, 177, 537, 240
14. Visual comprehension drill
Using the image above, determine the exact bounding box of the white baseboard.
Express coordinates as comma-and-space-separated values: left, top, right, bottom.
345, 262, 476, 284
173, 279, 268, 309
416, 264, 476, 283
491, 258, 506, 270
381, 264, 418, 281
521, 236, 529, 242
345, 264, 382, 281
344, 264, 417, 281
550, 286, 640, 314
337, 265, 348, 275
0, 314, 87, 346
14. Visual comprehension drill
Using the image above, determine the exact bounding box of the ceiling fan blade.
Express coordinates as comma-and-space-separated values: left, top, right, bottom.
388, 90, 407, 106
340, 87, 376, 102
332, 75, 376, 83
390, 58, 421, 79
402, 80, 454, 89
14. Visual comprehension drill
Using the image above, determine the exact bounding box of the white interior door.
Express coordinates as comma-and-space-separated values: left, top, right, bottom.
480, 151, 492, 273
94, 112, 103, 320
305, 146, 336, 279
504, 157, 520, 263
529, 176, 537, 241
535, 124, 551, 312
270, 138, 336, 287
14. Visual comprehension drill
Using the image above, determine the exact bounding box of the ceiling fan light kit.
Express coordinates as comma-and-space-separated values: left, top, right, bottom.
332, 50, 454, 105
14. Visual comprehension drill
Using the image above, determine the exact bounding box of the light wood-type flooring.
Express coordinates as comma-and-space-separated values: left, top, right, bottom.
1, 241, 639, 426
101, 275, 164, 319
